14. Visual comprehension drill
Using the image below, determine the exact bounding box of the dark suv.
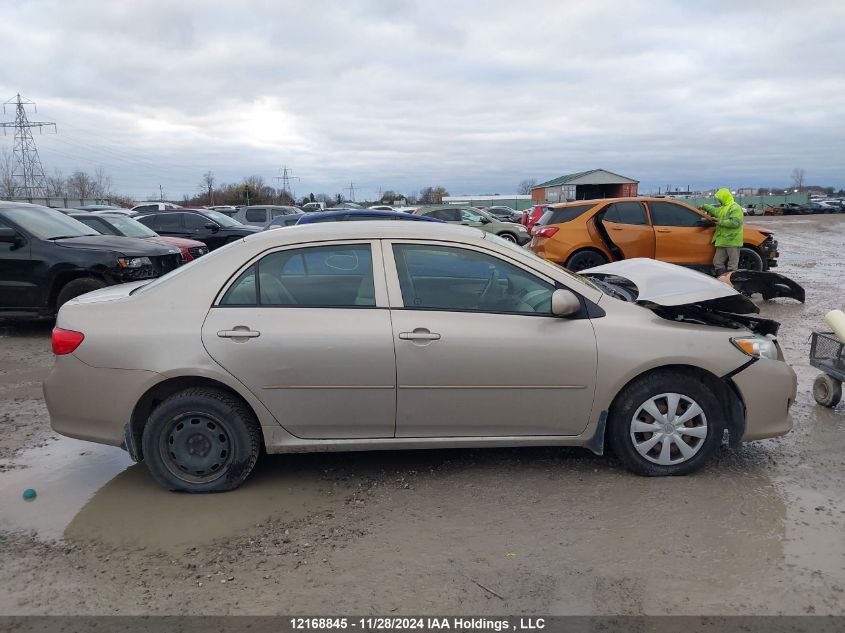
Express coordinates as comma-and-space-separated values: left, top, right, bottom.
134, 209, 260, 250
0, 202, 184, 317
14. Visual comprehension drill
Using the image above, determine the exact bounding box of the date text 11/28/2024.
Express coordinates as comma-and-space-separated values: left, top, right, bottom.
290, 618, 546, 631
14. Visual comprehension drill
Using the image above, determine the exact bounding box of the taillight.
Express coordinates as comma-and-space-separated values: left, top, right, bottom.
532, 226, 559, 238
52, 328, 85, 355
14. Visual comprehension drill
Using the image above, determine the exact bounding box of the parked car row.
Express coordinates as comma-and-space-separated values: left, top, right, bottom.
0, 203, 187, 317
758, 200, 845, 215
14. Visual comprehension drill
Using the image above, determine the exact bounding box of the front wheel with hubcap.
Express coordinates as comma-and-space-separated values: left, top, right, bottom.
497, 232, 517, 243
142, 387, 261, 492
607, 371, 724, 476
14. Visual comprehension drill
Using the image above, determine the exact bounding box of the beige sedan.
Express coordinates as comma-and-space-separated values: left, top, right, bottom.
44, 222, 796, 492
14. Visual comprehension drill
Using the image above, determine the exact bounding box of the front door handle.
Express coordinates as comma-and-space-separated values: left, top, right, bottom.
217, 327, 261, 339
399, 330, 441, 341
656, 229, 672, 233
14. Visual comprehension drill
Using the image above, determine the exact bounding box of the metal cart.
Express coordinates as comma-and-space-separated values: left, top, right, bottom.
810, 331, 844, 407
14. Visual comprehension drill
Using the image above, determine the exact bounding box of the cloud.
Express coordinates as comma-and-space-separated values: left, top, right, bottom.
1, 0, 843, 199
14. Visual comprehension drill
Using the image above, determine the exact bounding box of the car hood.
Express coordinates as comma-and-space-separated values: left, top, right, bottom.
147, 236, 206, 249
582, 258, 757, 313
225, 225, 261, 233
55, 235, 178, 256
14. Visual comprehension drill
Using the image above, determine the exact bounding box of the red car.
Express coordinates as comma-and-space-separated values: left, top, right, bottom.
69, 213, 209, 262
522, 204, 552, 230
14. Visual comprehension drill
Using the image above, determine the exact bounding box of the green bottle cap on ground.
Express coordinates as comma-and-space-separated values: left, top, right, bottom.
22, 488, 37, 501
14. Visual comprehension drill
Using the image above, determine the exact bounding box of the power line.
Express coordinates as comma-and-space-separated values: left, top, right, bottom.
274, 165, 299, 202
1, 94, 56, 196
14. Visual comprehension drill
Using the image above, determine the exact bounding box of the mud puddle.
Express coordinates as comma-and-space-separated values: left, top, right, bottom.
0, 437, 132, 541
0, 436, 348, 551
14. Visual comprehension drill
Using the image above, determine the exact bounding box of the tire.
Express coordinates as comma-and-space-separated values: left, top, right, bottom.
607, 370, 724, 476
55, 278, 107, 311
498, 232, 517, 243
565, 249, 608, 272
738, 247, 765, 272
813, 374, 842, 408
141, 387, 261, 492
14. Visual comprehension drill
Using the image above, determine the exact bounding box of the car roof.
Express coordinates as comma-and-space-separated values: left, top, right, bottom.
298, 210, 441, 223
244, 219, 481, 247
548, 197, 702, 209
0, 201, 54, 210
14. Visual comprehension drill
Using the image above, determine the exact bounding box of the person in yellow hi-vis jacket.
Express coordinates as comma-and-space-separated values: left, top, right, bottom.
701, 188, 744, 276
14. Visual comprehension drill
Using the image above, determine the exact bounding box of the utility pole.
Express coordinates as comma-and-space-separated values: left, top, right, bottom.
347, 181, 356, 202
1, 94, 56, 197
159, 184, 164, 201
274, 165, 300, 203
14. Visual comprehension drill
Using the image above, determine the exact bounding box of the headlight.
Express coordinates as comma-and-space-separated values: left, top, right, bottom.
117, 256, 152, 269
731, 336, 779, 360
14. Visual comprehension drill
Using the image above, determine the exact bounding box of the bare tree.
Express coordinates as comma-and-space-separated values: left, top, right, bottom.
418, 186, 449, 205
66, 170, 95, 199
0, 149, 17, 198
791, 168, 806, 190
200, 171, 215, 205
46, 169, 66, 197
93, 167, 112, 198
517, 178, 537, 195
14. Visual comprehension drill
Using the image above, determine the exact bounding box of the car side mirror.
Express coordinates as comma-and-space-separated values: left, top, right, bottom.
480, 216, 491, 224
204, 222, 218, 231
696, 218, 714, 227
0, 227, 21, 245
551, 289, 581, 317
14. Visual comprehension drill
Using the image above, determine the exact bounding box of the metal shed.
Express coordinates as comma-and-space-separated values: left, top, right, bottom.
531, 169, 639, 202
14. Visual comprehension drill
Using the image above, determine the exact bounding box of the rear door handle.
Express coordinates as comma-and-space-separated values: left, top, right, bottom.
656, 229, 672, 233
399, 331, 441, 341
217, 328, 261, 339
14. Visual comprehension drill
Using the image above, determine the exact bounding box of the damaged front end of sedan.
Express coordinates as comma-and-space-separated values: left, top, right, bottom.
581, 258, 804, 336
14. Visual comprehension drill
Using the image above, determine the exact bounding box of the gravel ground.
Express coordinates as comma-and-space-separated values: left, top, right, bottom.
0, 214, 843, 615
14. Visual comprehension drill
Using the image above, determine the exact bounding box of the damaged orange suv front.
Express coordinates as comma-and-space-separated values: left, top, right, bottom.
528, 197, 779, 273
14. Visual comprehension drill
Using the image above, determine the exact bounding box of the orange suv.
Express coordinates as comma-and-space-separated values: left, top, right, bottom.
528, 197, 779, 272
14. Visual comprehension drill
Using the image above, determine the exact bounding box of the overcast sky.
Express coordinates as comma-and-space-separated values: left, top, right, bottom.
2, 0, 844, 200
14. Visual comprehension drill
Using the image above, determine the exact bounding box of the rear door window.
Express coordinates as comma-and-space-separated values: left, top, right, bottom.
603, 202, 648, 225
246, 208, 266, 222
648, 202, 703, 227
221, 244, 376, 307
155, 213, 182, 231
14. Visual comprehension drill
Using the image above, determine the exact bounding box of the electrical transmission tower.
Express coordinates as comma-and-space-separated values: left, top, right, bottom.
1, 94, 56, 197
347, 181, 356, 202
274, 165, 299, 202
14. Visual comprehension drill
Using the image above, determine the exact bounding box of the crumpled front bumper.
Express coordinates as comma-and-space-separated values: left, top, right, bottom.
731, 358, 797, 441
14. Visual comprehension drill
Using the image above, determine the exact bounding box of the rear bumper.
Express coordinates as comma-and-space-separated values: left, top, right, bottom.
43, 353, 161, 447
731, 358, 797, 441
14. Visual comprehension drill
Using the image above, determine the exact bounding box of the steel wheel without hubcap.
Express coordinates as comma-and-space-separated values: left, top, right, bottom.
630, 393, 708, 466
159, 411, 234, 484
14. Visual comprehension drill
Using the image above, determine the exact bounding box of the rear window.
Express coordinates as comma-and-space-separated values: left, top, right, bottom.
536, 204, 595, 225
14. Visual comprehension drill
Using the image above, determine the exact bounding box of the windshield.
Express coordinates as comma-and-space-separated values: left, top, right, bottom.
102, 214, 158, 238
483, 232, 600, 290
0, 206, 99, 240
203, 210, 239, 227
